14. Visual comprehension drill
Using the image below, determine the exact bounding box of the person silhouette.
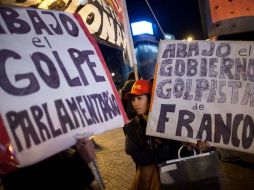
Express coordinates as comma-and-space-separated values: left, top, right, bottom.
1, 138, 100, 190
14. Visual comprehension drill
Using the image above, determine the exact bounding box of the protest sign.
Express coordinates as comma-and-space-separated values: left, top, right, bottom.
0, 6, 127, 169
147, 40, 254, 154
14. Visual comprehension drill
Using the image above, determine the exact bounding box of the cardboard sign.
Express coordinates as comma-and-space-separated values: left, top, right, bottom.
147, 40, 254, 154
0, 6, 127, 168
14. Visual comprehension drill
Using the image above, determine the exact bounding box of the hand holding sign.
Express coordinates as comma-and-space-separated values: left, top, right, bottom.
75, 137, 96, 163
185, 140, 211, 153
75, 135, 104, 190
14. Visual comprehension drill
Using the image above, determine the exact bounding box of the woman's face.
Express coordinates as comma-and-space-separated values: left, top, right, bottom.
131, 95, 149, 115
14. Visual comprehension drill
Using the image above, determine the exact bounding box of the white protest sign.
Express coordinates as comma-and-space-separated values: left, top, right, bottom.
147, 40, 254, 154
0, 6, 127, 167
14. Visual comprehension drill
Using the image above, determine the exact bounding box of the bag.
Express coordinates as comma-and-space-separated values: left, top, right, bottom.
131, 164, 161, 190
158, 146, 221, 190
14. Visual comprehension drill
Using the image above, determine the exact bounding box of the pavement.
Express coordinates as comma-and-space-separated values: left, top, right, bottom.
94, 128, 135, 190
94, 127, 254, 190
1, 127, 254, 190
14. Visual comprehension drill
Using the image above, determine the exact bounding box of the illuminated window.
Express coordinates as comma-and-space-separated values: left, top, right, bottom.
131, 21, 154, 36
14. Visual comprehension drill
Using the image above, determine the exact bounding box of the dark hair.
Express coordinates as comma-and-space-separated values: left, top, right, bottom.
127, 71, 142, 80
120, 80, 135, 99
120, 80, 136, 119
147, 94, 151, 104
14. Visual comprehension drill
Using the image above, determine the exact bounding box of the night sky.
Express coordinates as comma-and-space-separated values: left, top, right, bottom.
125, 0, 205, 40
101, 0, 254, 87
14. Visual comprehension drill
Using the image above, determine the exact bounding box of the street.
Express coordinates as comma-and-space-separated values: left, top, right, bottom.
94, 128, 135, 190
95, 127, 254, 190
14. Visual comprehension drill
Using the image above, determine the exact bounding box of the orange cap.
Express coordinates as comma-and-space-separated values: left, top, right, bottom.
124, 80, 152, 99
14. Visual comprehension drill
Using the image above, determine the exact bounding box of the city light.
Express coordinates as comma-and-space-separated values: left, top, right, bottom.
187, 36, 193, 41
131, 21, 154, 36
164, 33, 175, 40
183, 35, 194, 41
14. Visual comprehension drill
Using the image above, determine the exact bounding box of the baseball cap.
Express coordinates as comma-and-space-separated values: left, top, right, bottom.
124, 80, 152, 99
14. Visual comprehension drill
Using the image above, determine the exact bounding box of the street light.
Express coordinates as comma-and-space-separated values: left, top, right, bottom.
187, 36, 193, 41
183, 36, 194, 41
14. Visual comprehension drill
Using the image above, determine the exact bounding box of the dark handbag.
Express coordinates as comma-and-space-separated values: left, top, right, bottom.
158, 145, 221, 190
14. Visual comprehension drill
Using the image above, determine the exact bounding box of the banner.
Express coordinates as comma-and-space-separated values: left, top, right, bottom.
0, 6, 127, 169
67, 0, 127, 50
198, 0, 254, 37
147, 40, 254, 154
1, 0, 130, 56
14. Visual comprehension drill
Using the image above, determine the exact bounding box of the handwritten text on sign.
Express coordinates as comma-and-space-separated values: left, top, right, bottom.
0, 7, 124, 166
147, 40, 254, 154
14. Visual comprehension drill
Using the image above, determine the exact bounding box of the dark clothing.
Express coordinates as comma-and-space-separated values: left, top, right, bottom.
120, 80, 136, 120
1, 149, 94, 190
120, 79, 136, 136
125, 116, 182, 166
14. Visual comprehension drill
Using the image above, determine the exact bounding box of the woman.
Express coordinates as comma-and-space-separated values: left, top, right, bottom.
124, 80, 182, 190
119, 79, 136, 120
124, 80, 211, 190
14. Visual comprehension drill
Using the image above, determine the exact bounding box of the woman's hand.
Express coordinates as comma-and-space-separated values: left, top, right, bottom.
196, 140, 211, 152
75, 138, 96, 163
186, 140, 211, 153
